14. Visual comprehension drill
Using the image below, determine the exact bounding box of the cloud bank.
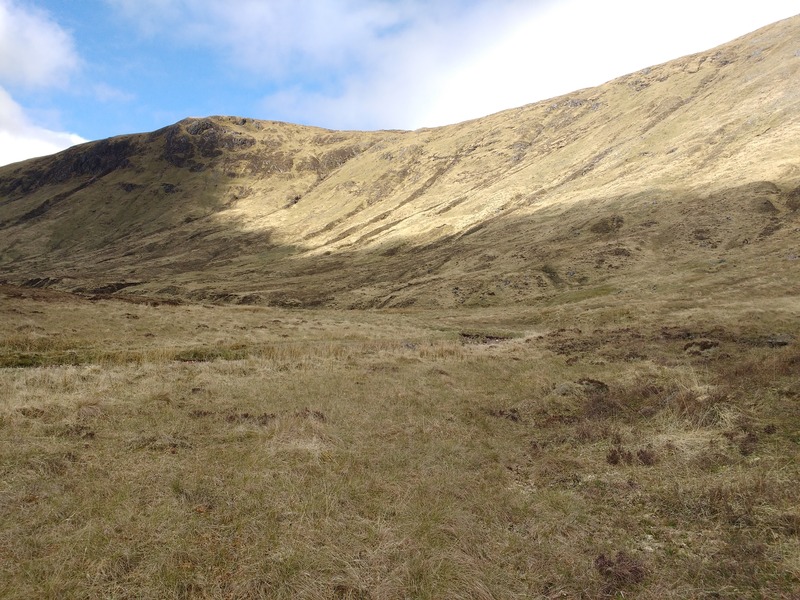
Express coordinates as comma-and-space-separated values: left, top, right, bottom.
0, 87, 85, 166
107, 0, 552, 129
0, 0, 86, 166
106, 0, 800, 131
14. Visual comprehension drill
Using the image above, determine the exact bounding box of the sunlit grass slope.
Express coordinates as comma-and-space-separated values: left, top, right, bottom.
0, 17, 798, 308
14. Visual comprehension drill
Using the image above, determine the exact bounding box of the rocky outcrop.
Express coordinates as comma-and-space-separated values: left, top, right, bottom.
155, 118, 257, 169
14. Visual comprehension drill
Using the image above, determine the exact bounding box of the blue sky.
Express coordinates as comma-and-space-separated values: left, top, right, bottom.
1, 0, 798, 166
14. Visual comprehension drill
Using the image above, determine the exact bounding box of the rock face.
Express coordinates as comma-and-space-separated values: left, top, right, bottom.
0, 16, 799, 308
159, 118, 258, 168
0, 138, 136, 196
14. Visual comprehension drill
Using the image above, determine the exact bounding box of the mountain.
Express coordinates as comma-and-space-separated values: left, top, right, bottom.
1, 16, 799, 308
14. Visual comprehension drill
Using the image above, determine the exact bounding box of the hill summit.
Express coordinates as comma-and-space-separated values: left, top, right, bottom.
1, 15, 799, 308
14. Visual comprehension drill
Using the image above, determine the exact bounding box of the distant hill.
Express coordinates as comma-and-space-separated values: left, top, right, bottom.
1, 15, 798, 308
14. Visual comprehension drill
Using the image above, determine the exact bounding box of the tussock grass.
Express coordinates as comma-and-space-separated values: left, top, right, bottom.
1, 297, 799, 598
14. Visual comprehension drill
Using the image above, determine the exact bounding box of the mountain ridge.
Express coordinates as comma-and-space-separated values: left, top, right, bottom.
1, 15, 799, 308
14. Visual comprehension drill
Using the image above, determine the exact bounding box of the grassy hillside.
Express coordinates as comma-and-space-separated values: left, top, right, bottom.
1, 16, 798, 307
0, 14, 799, 600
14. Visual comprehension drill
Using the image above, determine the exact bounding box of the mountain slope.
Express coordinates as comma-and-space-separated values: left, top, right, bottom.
1, 15, 799, 308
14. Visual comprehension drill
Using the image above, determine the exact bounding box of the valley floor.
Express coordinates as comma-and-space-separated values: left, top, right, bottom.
1, 286, 799, 599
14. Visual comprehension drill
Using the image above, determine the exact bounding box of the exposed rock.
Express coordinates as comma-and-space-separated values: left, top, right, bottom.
0, 138, 135, 197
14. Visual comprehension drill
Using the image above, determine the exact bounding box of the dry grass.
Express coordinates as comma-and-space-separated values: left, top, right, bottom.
1, 15, 799, 599
1, 293, 799, 598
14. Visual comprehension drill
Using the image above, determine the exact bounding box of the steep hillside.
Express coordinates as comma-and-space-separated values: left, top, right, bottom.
1, 16, 799, 307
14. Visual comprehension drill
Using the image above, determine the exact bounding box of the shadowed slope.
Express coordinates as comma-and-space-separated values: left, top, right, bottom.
0, 15, 798, 306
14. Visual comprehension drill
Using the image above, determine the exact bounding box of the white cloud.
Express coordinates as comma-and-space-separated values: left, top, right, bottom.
107, 0, 550, 128
0, 0, 80, 87
0, 87, 86, 166
0, 1, 85, 166
108, 0, 539, 79
417, 0, 800, 127
105, 0, 800, 131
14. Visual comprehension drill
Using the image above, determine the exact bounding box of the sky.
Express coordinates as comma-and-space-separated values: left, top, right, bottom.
0, 0, 798, 166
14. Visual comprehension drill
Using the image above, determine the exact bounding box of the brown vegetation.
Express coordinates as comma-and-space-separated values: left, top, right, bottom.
1, 14, 800, 600
1, 289, 798, 598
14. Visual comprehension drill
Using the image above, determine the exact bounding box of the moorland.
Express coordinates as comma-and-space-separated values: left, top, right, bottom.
1, 14, 799, 599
